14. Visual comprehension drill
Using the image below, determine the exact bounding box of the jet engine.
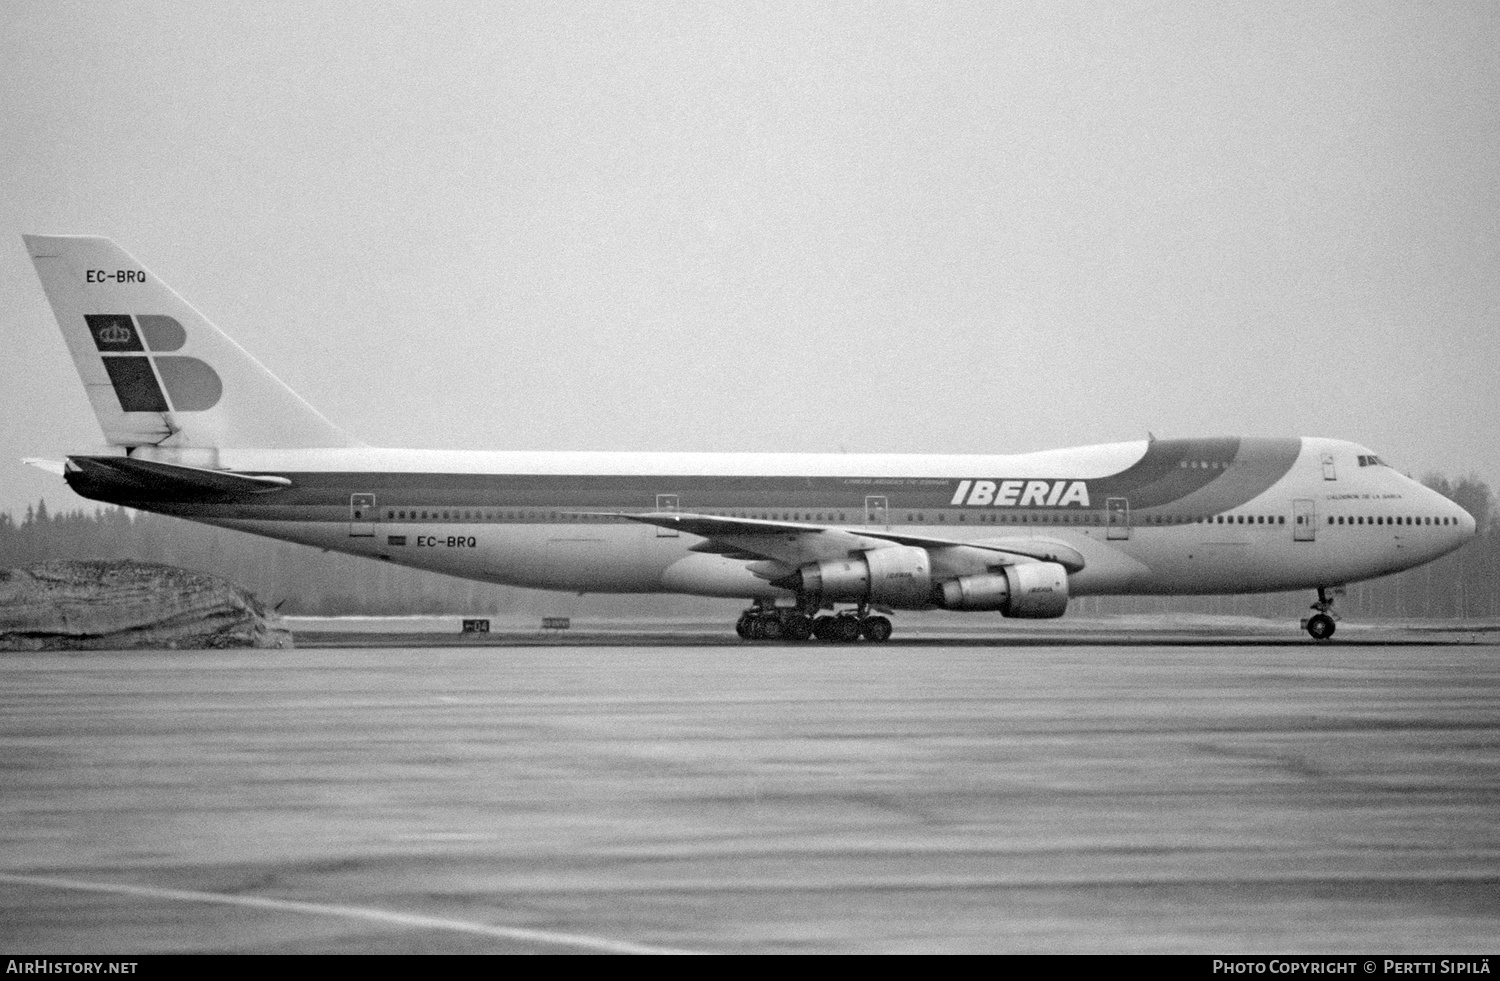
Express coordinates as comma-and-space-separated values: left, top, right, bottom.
772, 545, 933, 608
937, 561, 1069, 618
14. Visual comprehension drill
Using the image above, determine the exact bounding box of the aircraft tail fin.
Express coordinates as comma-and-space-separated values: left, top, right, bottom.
23, 235, 360, 450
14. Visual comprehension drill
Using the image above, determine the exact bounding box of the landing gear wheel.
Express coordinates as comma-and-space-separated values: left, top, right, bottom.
758, 615, 784, 641
860, 616, 892, 642
1306, 613, 1336, 641
1304, 586, 1342, 641
813, 616, 836, 642
783, 613, 814, 641
735, 614, 753, 640
832, 616, 862, 644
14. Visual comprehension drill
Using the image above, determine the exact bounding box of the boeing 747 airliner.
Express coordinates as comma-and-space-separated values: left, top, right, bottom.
21, 236, 1477, 641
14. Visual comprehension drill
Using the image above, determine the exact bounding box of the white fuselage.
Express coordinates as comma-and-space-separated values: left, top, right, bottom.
119, 436, 1474, 603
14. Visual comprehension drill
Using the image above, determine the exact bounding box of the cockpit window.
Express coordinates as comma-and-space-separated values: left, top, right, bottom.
1357, 454, 1388, 467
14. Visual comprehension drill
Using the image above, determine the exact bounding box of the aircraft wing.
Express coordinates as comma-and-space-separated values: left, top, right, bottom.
850, 527, 1087, 572
613, 511, 1086, 573
611, 512, 879, 566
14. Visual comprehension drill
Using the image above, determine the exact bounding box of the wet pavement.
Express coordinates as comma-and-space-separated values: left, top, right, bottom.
1, 637, 1497, 953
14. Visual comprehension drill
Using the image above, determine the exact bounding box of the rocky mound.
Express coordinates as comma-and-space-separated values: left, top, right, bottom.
0, 560, 293, 651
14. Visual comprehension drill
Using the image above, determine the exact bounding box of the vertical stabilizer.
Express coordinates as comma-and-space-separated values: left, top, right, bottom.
23, 235, 359, 450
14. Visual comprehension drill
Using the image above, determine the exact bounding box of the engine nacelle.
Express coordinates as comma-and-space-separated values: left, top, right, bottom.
780, 545, 933, 609
938, 562, 1069, 618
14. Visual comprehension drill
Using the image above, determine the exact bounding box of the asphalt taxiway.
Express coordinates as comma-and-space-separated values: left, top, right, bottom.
1, 630, 1496, 953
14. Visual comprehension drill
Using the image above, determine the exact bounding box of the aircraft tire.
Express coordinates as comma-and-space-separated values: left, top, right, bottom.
759, 616, 784, 641
783, 614, 814, 641
832, 616, 862, 643
860, 616, 892, 642
735, 615, 753, 640
812, 616, 836, 642
1306, 613, 1336, 641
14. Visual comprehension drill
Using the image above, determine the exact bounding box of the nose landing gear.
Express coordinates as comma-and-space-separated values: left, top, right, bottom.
1301, 586, 1341, 641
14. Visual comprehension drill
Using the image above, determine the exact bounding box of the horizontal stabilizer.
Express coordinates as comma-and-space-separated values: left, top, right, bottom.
22, 458, 67, 477
65, 455, 291, 500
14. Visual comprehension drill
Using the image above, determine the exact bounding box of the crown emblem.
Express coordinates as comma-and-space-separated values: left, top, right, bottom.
97, 323, 133, 344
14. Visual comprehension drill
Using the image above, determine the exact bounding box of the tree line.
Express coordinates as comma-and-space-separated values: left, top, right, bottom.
1, 473, 1495, 620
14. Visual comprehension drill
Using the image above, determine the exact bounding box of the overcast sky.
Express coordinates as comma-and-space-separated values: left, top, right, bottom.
3, 1, 1497, 519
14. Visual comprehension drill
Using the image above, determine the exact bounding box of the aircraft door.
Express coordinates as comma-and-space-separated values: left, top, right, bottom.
1293, 499, 1316, 542
865, 496, 889, 529
349, 494, 377, 537
1106, 497, 1130, 540
656, 494, 680, 537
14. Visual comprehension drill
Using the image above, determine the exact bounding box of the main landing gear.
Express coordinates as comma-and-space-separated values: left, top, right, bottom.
1302, 586, 1340, 641
735, 602, 893, 643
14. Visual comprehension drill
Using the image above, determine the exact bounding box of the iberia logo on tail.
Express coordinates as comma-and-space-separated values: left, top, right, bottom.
84, 314, 222, 412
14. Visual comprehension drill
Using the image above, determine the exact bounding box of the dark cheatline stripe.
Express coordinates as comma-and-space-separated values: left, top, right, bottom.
1146, 435, 1302, 516
1060, 437, 1301, 514
1078, 437, 1242, 507
1164, 437, 1302, 515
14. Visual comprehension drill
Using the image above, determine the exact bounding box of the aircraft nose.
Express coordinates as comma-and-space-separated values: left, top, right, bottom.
1458, 506, 1477, 539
